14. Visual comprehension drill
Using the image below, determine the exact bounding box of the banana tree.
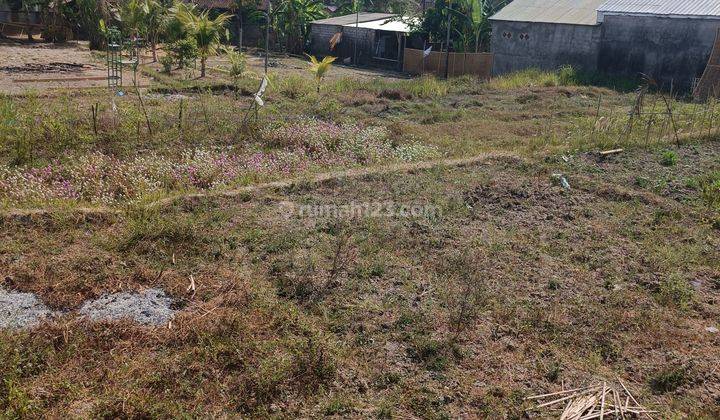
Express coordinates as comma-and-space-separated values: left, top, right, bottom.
421, 0, 506, 52
273, 0, 327, 54
463, 0, 505, 52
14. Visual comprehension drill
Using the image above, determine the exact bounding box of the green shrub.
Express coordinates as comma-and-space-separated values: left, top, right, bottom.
699, 171, 720, 208
558, 65, 578, 86
222, 47, 247, 82
402, 76, 449, 99
650, 365, 690, 394
488, 68, 560, 89
323, 395, 353, 415
277, 75, 313, 99
159, 55, 174, 74
168, 37, 198, 69
408, 338, 449, 371
660, 150, 678, 167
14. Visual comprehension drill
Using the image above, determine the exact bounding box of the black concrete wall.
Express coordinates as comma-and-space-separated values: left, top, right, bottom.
599, 15, 720, 90
310, 24, 376, 65
491, 20, 602, 75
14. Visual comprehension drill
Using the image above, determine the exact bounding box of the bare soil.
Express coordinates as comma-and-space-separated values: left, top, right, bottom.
0, 40, 150, 94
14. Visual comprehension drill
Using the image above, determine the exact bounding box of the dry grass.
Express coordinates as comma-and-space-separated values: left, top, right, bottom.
2, 146, 720, 417
1, 63, 720, 417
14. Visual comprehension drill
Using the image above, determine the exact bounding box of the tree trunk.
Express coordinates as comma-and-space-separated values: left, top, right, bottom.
201, 57, 206, 77
236, 13, 243, 50
152, 42, 157, 62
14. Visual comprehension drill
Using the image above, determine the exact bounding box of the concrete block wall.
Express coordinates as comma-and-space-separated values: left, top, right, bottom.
310, 23, 342, 56
599, 15, 720, 90
491, 21, 601, 75
310, 24, 375, 64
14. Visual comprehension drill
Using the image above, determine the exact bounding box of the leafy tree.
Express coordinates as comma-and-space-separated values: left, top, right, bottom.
117, 0, 149, 38
164, 0, 196, 42
332, 0, 416, 15
167, 36, 198, 69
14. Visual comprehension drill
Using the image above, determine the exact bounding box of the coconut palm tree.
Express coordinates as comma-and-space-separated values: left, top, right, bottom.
307, 54, 336, 93
144, 0, 168, 61
118, 0, 149, 39
176, 7, 232, 77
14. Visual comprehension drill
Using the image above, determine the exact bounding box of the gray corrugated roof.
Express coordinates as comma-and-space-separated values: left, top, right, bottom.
311, 13, 396, 26
597, 0, 720, 18
489, 0, 607, 26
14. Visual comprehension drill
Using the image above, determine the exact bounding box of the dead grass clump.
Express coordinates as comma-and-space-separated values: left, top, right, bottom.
378, 89, 411, 101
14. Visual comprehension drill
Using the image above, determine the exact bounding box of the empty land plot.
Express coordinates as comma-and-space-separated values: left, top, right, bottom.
0, 151, 718, 417
1, 64, 719, 417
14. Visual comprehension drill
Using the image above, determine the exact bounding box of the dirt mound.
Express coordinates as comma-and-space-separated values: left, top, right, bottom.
0, 62, 90, 73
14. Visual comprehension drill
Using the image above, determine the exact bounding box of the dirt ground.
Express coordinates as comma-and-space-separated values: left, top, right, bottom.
0, 39, 404, 95
0, 39, 150, 94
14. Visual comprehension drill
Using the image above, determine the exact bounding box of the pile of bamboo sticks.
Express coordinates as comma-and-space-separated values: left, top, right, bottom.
525, 380, 657, 419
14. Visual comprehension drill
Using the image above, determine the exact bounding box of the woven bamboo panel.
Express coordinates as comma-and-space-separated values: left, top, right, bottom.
403, 49, 493, 79
694, 29, 720, 101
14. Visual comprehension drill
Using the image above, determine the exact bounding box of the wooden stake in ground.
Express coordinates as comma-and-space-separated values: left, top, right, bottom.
134, 79, 152, 137
91, 103, 99, 135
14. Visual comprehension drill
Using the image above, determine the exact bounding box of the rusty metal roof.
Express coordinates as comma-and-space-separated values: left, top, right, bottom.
597, 0, 720, 19
489, 0, 607, 26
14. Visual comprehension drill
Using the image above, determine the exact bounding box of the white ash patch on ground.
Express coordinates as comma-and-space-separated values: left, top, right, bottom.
79, 288, 175, 326
0, 288, 57, 329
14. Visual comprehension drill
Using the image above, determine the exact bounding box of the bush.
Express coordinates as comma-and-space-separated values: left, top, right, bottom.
168, 37, 198, 69
228, 52, 247, 80
159, 55, 174, 74
488, 67, 640, 91
660, 150, 678, 167
402, 76, 449, 99
558, 65, 578, 86
277, 75, 313, 99
699, 171, 720, 208
650, 365, 690, 394
488, 68, 562, 89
